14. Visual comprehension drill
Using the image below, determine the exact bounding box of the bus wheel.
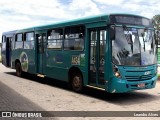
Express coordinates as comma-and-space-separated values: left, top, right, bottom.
16, 62, 22, 77
71, 73, 83, 92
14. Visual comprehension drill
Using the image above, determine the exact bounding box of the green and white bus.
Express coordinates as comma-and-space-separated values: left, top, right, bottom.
1, 14, 158, 93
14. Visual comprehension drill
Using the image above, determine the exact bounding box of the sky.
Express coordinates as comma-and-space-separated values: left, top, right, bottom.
0, 0, 160, 42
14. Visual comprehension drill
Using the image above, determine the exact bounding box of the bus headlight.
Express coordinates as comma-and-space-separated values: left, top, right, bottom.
115, 71, 121, 78
113, 65, 121, 78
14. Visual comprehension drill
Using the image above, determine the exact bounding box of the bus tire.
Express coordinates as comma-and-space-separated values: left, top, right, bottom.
16, 62, 22, 77
71, 72, 83, 92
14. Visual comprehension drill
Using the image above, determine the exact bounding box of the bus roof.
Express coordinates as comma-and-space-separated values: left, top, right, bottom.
3, 13, 150, 34
30, 13, 149, 30
2, 30, 17, 36
16, 14, 109, 33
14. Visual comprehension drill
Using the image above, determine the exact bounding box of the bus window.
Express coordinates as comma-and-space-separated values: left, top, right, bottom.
2, 36, 6, 43
64, 26, 85, 50
24, 32, 34, 49
15, 33, 23, 49
2, 36, 6, 51
17, 34, 23, 41
100, 30, 106, 61
90, 31, 97, 65
47, 29, 63, 50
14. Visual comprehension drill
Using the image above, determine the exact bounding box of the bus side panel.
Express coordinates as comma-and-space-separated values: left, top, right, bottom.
62, 51, 86, 81
23, 49, 36, 74
45, 50, 68, 81
45, 50, 86, 82
11, 49, 36, 74
11, 49, 23, 67
1, 42, 7, 66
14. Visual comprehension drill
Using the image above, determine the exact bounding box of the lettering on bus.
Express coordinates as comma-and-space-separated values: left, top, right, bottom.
55, 54, 63, 63
71, 55, 80, 65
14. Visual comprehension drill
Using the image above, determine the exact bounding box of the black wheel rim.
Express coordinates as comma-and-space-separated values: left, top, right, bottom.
72, 75, 82, 92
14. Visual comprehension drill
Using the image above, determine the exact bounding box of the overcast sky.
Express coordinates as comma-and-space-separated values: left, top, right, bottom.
0, 0, 160, 42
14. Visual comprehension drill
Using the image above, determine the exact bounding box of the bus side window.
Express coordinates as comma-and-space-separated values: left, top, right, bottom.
2, 36, 6, 51
2, 36, 6, 43
15, 34, 23, 49
64, 26, 85, 51
47, 29, 63, 50
24, 32, 34, 49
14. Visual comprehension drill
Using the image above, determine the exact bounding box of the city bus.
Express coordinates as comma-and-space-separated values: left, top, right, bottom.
1, 14, 158, 93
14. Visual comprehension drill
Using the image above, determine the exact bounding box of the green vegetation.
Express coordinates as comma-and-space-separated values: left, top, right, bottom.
152, 15, 160, 65
152, 14, 160, 31
152, 14, 160, 44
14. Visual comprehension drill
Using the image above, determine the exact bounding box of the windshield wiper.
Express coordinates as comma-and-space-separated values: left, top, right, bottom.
122, 25, 133, 54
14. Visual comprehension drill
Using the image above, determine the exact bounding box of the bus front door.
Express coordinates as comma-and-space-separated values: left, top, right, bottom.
36, 33, 46, 74
89, 28, 106, 87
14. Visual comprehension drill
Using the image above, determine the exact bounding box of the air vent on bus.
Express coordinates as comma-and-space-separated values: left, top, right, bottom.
125, 74, 152, 82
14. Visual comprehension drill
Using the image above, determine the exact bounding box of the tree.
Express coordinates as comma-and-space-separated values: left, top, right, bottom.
152, 14, 160, 30
152, 15, 160, 45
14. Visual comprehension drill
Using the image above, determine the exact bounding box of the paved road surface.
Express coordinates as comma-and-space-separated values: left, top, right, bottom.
0, 81, 45, 111
0, 80, 55, 120
0, 63, 160, 120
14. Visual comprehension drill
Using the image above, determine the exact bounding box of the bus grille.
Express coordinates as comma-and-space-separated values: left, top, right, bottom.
125, 74, 153, 82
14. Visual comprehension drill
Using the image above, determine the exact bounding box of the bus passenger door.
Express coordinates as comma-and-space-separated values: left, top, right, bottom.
89, 28, 106, 87
36, 33, 47, 74
6, 37, 12, 67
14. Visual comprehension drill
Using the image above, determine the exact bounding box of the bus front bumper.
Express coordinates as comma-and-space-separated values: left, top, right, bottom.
108, 75, 158, 93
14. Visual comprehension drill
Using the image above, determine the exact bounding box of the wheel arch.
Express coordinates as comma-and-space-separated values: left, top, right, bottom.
68, 67, 83, 83
15, 59, 21, 67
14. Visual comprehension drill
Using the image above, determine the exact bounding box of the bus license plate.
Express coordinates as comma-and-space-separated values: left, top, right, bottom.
137, 83, 145, 88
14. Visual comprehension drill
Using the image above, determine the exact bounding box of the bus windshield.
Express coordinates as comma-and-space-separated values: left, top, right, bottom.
112, 26, 157, 66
